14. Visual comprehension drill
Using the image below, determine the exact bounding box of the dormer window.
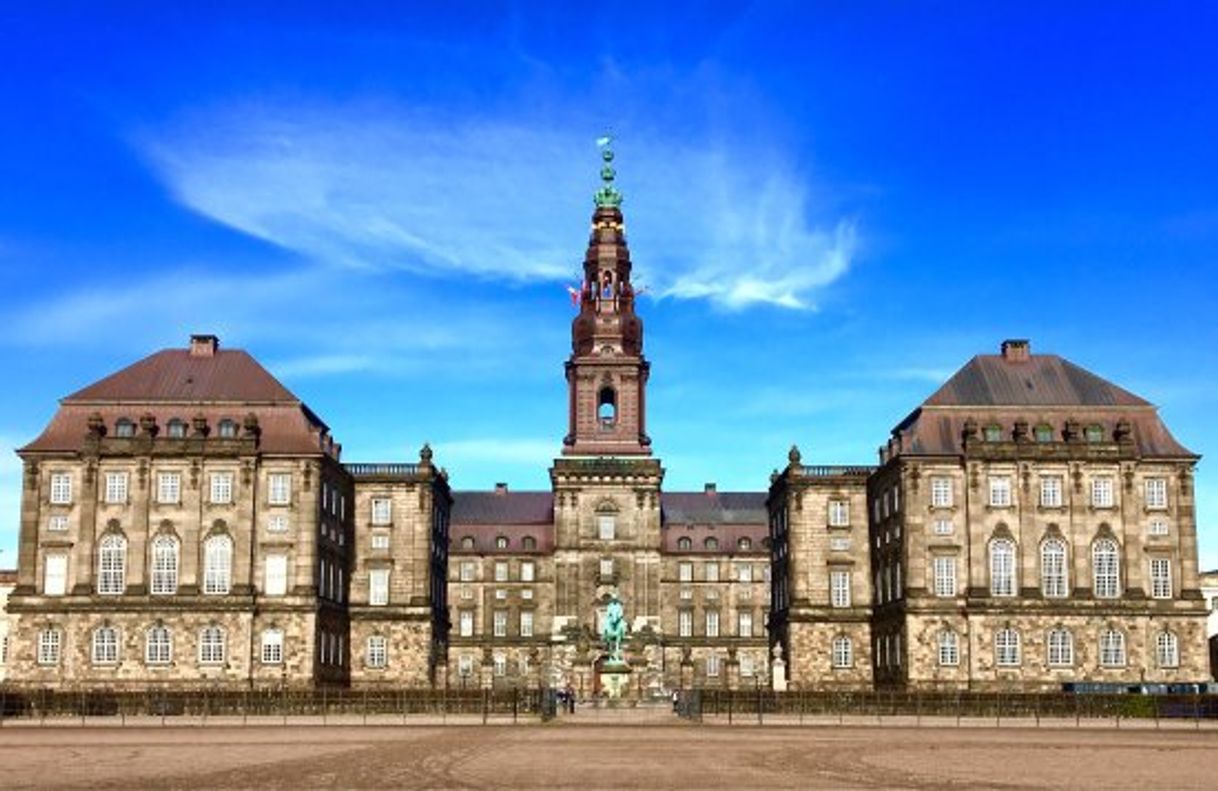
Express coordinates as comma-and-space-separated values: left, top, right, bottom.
166, 419, 187, 438
460, 536, 475, 550
677, 537, 692, 551
521, 536, 537, 550
115, 418, 136, 438
217, 419, 238, 438
495, 535, 509, 549
738, 537, 752, 551
1034, 424, 1054, 443
598, 387, 617, 427
1085, 424, 1104, 443
983, 424, 1003, 442
704, 537, 719, 551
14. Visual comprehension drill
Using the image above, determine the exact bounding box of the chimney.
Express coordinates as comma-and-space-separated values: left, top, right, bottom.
494, 482, 509, 495
190, 334, 219, 357
704, 482, 717, 496
1001, 339, 1030, 362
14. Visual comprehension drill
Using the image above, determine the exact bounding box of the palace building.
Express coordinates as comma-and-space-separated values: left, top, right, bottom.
3, 150, 1209, 693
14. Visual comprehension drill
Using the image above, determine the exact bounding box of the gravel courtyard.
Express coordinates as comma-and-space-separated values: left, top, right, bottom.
2, 721, 1217, 790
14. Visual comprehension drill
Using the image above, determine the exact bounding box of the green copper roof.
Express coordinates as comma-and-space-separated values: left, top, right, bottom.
594, 138, 623, 208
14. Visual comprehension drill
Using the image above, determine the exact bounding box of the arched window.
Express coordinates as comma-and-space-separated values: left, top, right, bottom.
1040, 538, 1067, 598
677, 537, 692, 551
738, 537, 752, 551
597, 387, 617, 427
704, 537, 719, 551
460, 536, 475, 550
166, 418, 188, 438
1092, 538, 1120, 598
1084, 424, 1104, 443
1156, 631, 1179, 668
146, 625, 172, 665
831, 635, 853, 668
217, 419, 238, 438
150, 535, 179, 595
203, 535, 233, 594
994, 628, 1021, 667
97, 534, 127, 595
989, 538, 1016, 597
1047, 628, 1074, 666
199, 626, 226, 664
495, 535, 509, 549
937, 630, 959, 666
1099, 628, 1126, 667
114, 418, 136, 438
983, 424, 1003, 442
1034, 424, 1054, 443
521, 536, 537, 551
91, 626, 120, 664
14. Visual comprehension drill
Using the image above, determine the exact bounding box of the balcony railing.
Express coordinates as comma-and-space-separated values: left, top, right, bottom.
345, 462, 421, 479
798, 465, 875, 478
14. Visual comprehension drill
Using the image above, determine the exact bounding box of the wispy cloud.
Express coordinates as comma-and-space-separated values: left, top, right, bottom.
139, 100, 856, 310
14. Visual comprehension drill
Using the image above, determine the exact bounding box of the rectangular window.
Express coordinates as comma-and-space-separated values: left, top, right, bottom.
460, 561, 476, 582
737, 564, 753, 584
988, 476, 1012, 507
459, 610, 474, 637
495, 561, 509, 582
678, 562, 693, 583
495, 588, 507, 600
38, 629, 61, 665
157, 472, 181, 505
521, 561, 535, 582
1148, 519, 1169, 536
705, 562, 719, 582
268, 473, 291, 505
740, 655, 755, 677
261, 630, 284, 664
458, 654, 473, 677
706, 653, 721, 677
738, 611, 753, 638
264, 554, 288, 596
44, 553, 67, 596
1145, 478, 1168, 510
598, 514, 616, 540
599, 557, 614, 578
930, 477, 953, 508
493, 610, 507, 637
493, 654, 506, 677
1091, 477, 1114, 508
371, 533, 390, 550
104, 472, 128, 504
705, 610, 720, 637
267, 515, 289, 533
371, 497, 392, 525
933, 519, 953, 536
933, 556, 955, 598
369, 568, 390, 606
830, 570, 851, 608
1150, 558, 1172, 599
49, 472, 72, 504
1040, 476, 1063, 508
678, 610, 693, 637
828, 500, 849, 527
209, 472, 233, 505
48, 515, 69, 532
367, 636, 387, 669
520, 610, 534, 637
521, 588, 533, 600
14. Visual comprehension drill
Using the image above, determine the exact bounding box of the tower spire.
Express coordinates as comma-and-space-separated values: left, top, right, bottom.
594, 134, 623, 208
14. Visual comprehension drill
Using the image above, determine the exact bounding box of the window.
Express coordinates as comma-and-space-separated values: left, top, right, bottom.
830, 570, 851, 608
268, 515, 289, 533
495, 535, 509, 549
167, 419, 187, 438
828, 500, 849, 527
1040, 538, 1067, 598
520, 610, 534, 637
255, 629, 283, 664
457, 654, 473, 677
203, 535, 232, 594
704, 537, 719, 551
493, 610, 507, 638
48, 515, 69, 532
1156, 632, 1179, 668
146, 626, 172, 665
931, 477, 953, 508
597, 514, 616, 540
937, 631, 959, 666
1149, 558, 1172, 599
157, 472, 181, 505
740, 655, 755, 677
104, 472, 128, 504
988, 476, 1012, 507
705, 562, 719, 582
495, 588, 507, 600
459, 610, 474, 637
829, 536, 851, 551
737, 564, 753, 584
677, 536, 692, 550
150, 536, 179, 595
49, 472, 72, 504
98, 534, 126, 595
1034, 424, 1054, 443
264, 554, 288, 596
1145, 478, 1168, 510
44, 553, 67, 596
995, 628, 1021, 667
1091, 477, 1114, 508
199, 626, 225, 664
515, 560, 534, 582
521, 588, 533, 600
369, 568, 390, 606
1092, 538, 1120, 598
209, 472, 233, 505
989, 538, 1015, 597
1099, 629, 1125, 667
706, 653, 721, 677
832, 636, 853, 668
217, 419, 238, 438
678, 610, 693, 637
738, 537, 752, 551
1084, 424, 1104, 443
705, 610, 720, 637
459, 561, 476, 582
933, 556, 956, 597
38, 629, 61, 665
738, 611, 753, 638
1047, 628, 1074, 667
678, 562, 693, 582
371, 533, 390, 550
92, 626, 119, 664
1040, 476, 1062, 508
364, 635, 387, 668
597, 385, 616, 426
1148, 518, 1169, 536
984, 424, 1003, 442
370, 497, 391, 525
115, 418, 136, 437
268, 473, 291, 505
933, 519, 953, 536
495, 561, 509, 582
599, 557, 614, 578
460, 536, 475, 550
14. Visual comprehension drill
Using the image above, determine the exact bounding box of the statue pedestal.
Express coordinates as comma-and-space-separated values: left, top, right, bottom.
598, 660, 632, 700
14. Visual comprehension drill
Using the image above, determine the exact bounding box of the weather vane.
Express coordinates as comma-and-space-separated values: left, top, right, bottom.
594, 133, 623, 208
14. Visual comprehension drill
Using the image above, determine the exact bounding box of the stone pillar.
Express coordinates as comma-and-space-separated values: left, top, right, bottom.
73, 459, 99, 594
16, 459, 41, 591
771, 644, 788, 692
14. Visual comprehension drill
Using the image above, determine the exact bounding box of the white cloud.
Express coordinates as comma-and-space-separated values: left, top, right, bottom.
140, 101, 856, 310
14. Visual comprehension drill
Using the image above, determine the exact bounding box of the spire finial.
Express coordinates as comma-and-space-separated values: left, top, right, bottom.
594, 134, 623, 208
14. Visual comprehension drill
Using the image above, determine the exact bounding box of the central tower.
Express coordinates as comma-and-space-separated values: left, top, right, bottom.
562, 143, 651, 456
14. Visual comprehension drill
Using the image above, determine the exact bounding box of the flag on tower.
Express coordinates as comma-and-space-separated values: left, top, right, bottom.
566, 285, 581, 306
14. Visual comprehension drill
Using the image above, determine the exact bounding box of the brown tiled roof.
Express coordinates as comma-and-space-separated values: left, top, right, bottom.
64, 348, 299, 404
660, 492, 767, 526
924, 354, 1149, 407
451, 491, 554, 525
449, 524, 555, 555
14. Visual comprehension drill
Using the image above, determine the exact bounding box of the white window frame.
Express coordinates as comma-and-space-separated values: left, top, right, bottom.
1091, 477, 1114, 508
495, 561, 509, 582
1040, 538, 1068, 599
831, 635, 853, 669
49, 472, 73, 505
146, 626, 172, 665
737, 564, 753, 584
521, 561, 535, 582
157, 472, 181, 505
48, 515, 69, 532
930, 477, 953, 508
705, 610, 720, 637
937, 631, 959, 666
678, 562, 693, 583
1148, 518, 1169, 536
203, 535, 233, 595
104, 471, 128, 504
369, 568, 390, 606
597, 514, 616, 540
457, 653, 473, 677
830, 570, 851, 608
933, 519, 953, 536
988, 476, 1012, 508
267, 515, 289, 533
1099, 629, 1126, 667
43, 553, 67, 596
92, 626, 119, 665
493, 610, 508, 638
209, 472, 234, 505
933, 556, 955, 598
1156, 631, 1179, 668
1047, 628, 1074, 667
261, 629, 284, 665
1145, 478, 1168, 510
678, 610, 692, 638
520, 610, 534, 637
705, 562, 719, 582
366, 635, 387, 668
264, 554, 288, 597
1092, 539, 1121, 599
989, 538, 1016, 597
1040, 476, 1063, 508
371, 497, 392, 525
459, 561, 476, 582
1149, 557, 1172, 599
97, 534, 126, 595
268, 473, 292, 505
738, 611, 753, 638
38, 628, 61, 665
371, 533, 390, 550
493, 653, 507, 677
459, 610, 474, 637
199, 626, 226, 665
150, 535, 179, 595
995, 628, 1021, 667
828, 500, 849, 527
706, 652, 721, 677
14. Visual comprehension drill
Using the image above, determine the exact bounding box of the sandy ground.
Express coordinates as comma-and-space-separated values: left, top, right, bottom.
2, 718, 1217, 790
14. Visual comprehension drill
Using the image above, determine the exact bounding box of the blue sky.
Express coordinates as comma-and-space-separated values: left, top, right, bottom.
1, 2, 1217, 568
